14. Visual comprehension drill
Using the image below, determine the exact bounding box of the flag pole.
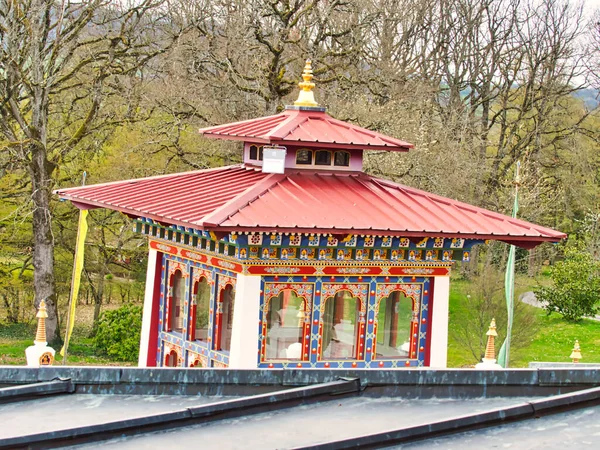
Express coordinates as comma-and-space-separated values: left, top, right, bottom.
498, 162, 520, 368
61, 172, 87, 365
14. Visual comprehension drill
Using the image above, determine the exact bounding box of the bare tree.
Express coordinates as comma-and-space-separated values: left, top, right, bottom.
0, 0, 179, 342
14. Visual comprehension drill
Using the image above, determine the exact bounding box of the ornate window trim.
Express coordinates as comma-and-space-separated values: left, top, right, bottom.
261, 283, 315, 362
373, 283, 423, 360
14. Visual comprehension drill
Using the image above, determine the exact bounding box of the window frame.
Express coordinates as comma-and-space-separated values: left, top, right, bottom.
334, 151, 350, 167
295, 148, 313, 165
190, 271, 213, 343
249, 145, 258, 160
314, 150, 332, 166
372, 287, 419, 361
214, 278, 236, 352
318, 285, 368, 362
166, 268, 186, 333
264, 288, 311, 362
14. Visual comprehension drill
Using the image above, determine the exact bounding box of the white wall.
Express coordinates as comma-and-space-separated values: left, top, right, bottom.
228, 274, 262, 369
429, 275, 450, 368
138, 248, 158, 367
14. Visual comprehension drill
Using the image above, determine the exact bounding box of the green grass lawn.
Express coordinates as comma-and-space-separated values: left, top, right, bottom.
0, 321, 131, 366
511, 310, 600, 366
447, 275, 600, 368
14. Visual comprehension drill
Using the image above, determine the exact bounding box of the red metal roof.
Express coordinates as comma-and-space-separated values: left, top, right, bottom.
56, 166, 273, 225
55, 165, 565, 248
198, 108, 414, 151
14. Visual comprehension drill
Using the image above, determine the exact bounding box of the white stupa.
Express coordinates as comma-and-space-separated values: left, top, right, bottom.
475, 318, 502, 370
25, 300, 56, 367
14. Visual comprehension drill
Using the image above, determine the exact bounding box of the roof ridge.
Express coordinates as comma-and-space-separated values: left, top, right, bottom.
54, 165, 244, 196
264, 109, 304, 140
198, 112, 287, 134
200, 172, 287, 227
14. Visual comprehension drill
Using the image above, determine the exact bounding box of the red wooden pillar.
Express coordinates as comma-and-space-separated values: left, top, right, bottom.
189, 301, 197, 341
146, 251, 163, 367
301, 303, 311, 361
214, 291, 223, 351
165, 273, 173, 332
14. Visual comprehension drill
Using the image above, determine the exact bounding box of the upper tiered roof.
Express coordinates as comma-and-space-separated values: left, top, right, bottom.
199, 61, 412, 152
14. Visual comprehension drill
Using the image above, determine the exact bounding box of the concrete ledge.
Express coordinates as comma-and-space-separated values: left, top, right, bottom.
0, 367, 597, 397
0, 380, 74, 404
538, 367, 600, 386
530, 362, 600, 368
0, 367, 121, 385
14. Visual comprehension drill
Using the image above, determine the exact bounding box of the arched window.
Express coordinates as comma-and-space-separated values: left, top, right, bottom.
375, 291, 413, 359
192, 277, 211, 342
334, 151, 350, 167
265, 289, 308, 360
169, 270, 185, 332
321, 290, 360, 360
249, 145, 258, 160
315, 150, 332, 166
165, 349, 179, 367
296, 149, 313, 165
249, 145, 264, 161
216, 284, 235, 352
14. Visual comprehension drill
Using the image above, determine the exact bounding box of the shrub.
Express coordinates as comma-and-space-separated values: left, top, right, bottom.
94, 304, 142, 361
535, 248, 600, 321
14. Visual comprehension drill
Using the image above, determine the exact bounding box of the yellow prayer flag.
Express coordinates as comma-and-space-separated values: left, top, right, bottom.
60, 209, 89, 357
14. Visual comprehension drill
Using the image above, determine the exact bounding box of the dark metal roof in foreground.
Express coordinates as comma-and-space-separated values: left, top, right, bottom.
55, 165, 566, 248
1, 367, 599, 449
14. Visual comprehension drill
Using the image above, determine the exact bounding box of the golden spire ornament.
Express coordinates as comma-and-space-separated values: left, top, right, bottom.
34, 299, 48, 344
484, 318, 498, 361
294, 60, 319, 107
570, 340, 582, 363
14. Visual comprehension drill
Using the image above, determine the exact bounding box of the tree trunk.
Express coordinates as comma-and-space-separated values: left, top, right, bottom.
30, 142, 59, 343
93, 267, 107, 329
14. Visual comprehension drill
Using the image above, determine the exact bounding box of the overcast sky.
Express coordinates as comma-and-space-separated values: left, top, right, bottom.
585, 0, 600, 14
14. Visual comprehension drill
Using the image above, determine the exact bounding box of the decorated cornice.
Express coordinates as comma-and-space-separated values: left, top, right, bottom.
137, 218, 483, 265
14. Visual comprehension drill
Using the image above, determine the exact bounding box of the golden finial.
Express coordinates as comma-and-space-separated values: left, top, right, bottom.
34, 299, 48, 345
570, 339, 582, 363
484, 318, 498, 360
294, 60, 319, 107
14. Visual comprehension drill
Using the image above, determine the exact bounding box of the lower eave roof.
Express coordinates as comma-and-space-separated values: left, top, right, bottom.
54, 165, 566, 249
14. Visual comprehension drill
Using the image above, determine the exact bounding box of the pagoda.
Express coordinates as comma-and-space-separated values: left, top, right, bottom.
55, 61, 565, 370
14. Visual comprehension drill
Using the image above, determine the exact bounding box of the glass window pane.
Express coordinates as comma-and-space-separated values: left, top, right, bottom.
170, 271, 185, 332
249, 145, 258, 160
315, 150, 332, 165
219, 285, 235, 352
334, 151, 350, 166
296, 149, 313, 165
194, 278, 211, 342
375, 291, 412, 359
266, 290, 306, 360
258, 146, 263, 161
321, 290, 359, 360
